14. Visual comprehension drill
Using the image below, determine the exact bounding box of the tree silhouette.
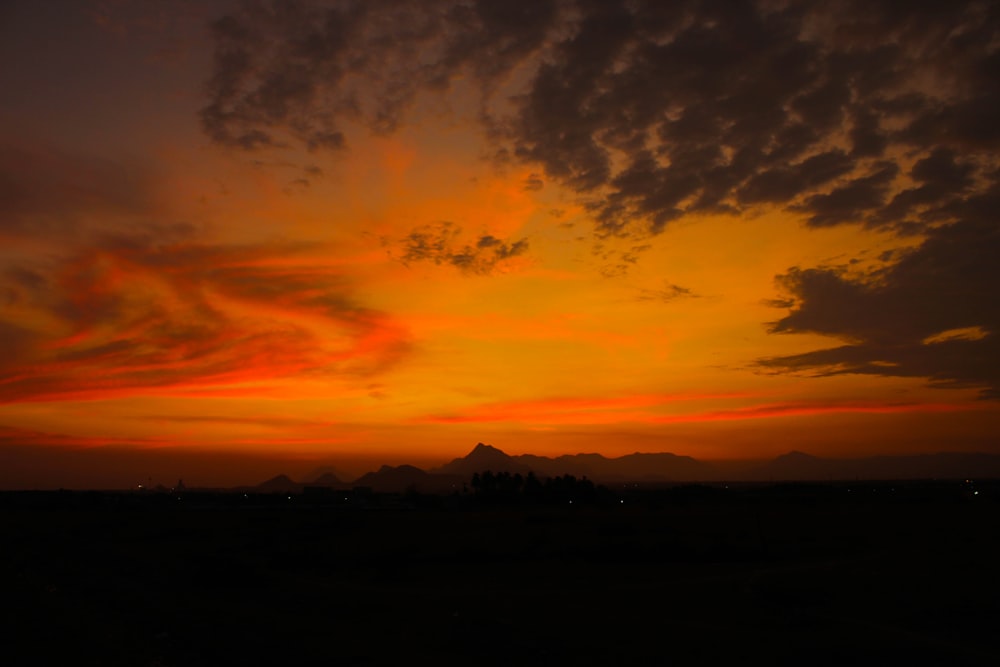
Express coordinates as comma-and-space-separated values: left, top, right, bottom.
468, 470, 608, 506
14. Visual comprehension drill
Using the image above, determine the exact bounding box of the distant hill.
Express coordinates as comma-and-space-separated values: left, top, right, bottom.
432, 443, 714, 481
308, 472, 346, 488
432, 444, 1000, 483
246, 446, 1000, 493
758, 450, 833, 480
352, 465, 463, 494
252, 474, 303, 494
434, 443, 531, 477
305, 465, 351, 484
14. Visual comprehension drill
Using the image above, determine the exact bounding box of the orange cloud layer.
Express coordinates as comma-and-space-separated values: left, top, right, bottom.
0, 240, 411, 403
0, 424, 168, 449
416, 394, 974, 426
415, 392, 748, 424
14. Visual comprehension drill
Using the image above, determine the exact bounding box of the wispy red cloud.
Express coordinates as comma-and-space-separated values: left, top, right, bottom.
134, 415, 333, 428
0, 239, 412, 403
0, 424, 168, 449
415, 392, 749, 425
649, 401, 976, 424
415, 394, 975, 426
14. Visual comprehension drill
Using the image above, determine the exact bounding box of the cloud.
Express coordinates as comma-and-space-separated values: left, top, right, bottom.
637, 281, 697, 303
0, 141, 160, 237
0, 424, 165, 449
0, 237, 412, 403
760, 185, 1000, 398
201, 1, 998, 238
521, 173, 544, 192
135, 415, 329, 428
737, 151, 855, 205
395, 221, 529, 275
197, 1, 999, 399
200, 0, 558, 150
414, 392, 749, 425
793, 162, 899, 228
414, 392, 965, 426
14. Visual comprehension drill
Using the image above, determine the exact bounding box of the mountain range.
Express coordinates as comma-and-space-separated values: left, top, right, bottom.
244, 443, 1000, 493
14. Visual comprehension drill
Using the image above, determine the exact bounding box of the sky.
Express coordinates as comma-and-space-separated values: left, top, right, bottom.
1, 0, 999, 488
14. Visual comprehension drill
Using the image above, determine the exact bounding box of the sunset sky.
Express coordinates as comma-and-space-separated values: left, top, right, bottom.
2, 0, 999, 488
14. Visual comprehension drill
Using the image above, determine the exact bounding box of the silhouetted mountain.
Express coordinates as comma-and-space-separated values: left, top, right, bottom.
309, 472, 345, 488
241, 447, 1000, 494
431, 443, 1000, 483
433, 443, 714, 481
306, 465, 351, 483
603, 452, 715, 481
352, 465, 462, 493
758, 451, 834, 480
434, 442, 531, 476
511, 454, 576, 478
253, 474, 303, 493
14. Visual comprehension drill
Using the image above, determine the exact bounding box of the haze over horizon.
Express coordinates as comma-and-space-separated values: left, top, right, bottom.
2, 0, 999, 489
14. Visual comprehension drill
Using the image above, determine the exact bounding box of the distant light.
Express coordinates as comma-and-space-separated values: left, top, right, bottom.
974, 491, 979, 496
620, 500, 624, 504
569, 500, 573, 504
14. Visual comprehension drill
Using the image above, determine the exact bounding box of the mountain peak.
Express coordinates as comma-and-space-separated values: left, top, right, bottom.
470, 442, 505, 456
266, 474, 294, 484
465, 443, 517, 464
432, 442, 527, 475
254, 473, 302, 493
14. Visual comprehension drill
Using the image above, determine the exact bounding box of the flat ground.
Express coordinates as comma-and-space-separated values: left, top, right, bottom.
2, 482, 998, 666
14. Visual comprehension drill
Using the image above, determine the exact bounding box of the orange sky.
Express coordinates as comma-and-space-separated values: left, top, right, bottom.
1, 0, 998, 488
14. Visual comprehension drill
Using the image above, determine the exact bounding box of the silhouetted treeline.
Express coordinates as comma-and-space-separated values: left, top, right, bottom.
469, 470, 608, 505
0, 478, 992, 512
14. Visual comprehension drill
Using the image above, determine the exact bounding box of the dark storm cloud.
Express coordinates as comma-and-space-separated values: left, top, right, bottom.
396, 221, 528, 275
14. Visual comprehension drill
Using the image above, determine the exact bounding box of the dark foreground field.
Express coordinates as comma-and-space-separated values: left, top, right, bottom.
2, 482, 998, 666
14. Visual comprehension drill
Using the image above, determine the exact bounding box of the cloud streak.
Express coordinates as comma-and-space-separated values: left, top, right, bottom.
415, 392, 748, 425
416, 394, 974, 426
0, 238, 412, 403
